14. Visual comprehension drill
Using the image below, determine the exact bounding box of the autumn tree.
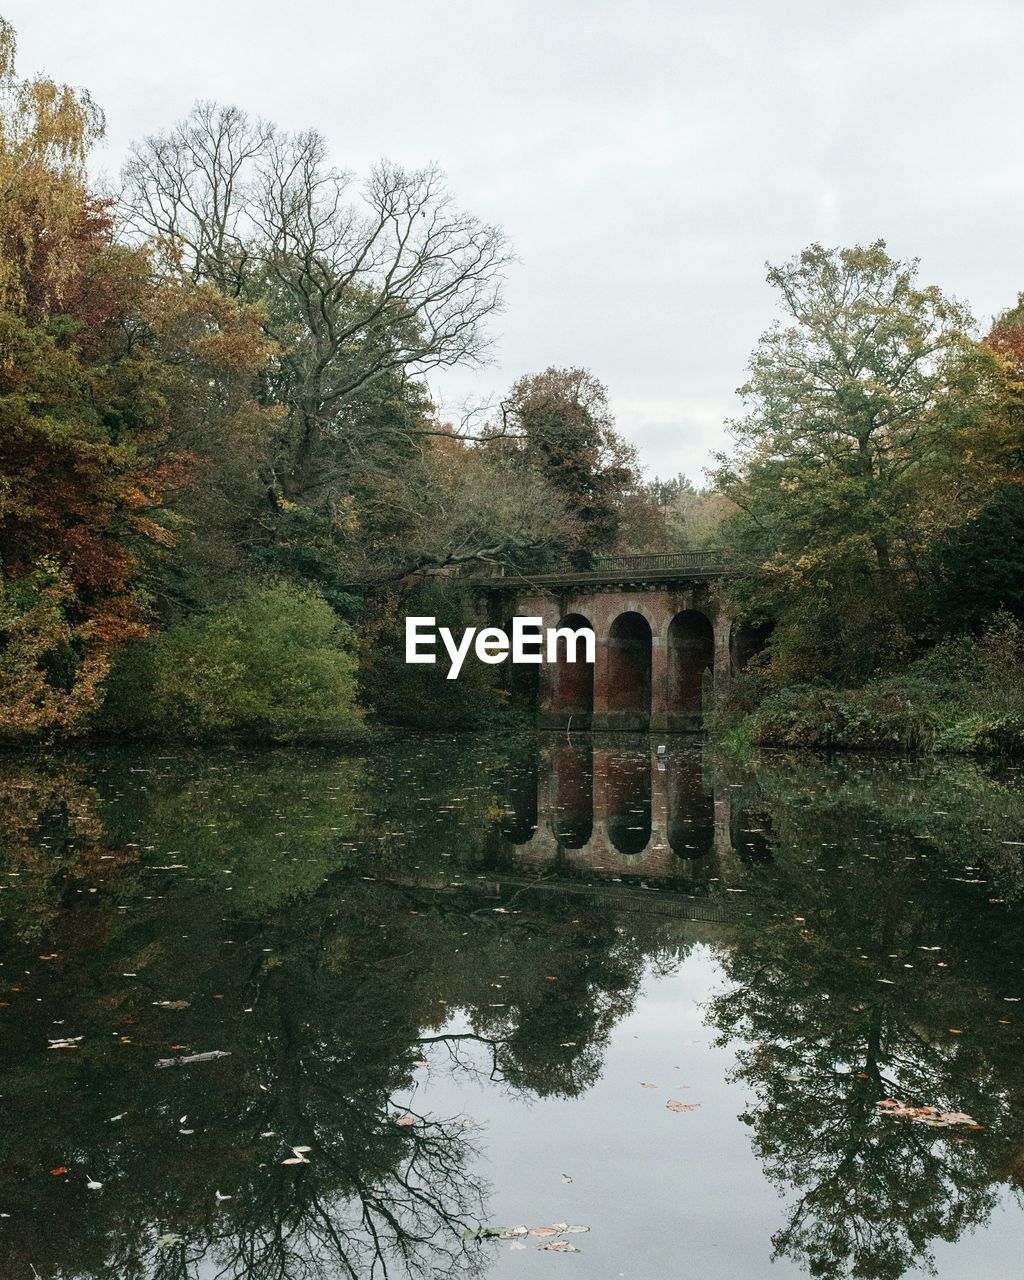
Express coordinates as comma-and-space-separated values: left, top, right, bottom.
921, 295, 1024, 633
0, 22, 273, 736
500, 366, 648, 559
119, 104, 511, 562
713, 242, 999, 683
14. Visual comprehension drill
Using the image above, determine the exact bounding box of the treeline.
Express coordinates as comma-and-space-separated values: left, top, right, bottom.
713, 243, 1024, 752
0, 21, 687, 742
2, 19, 1020, 748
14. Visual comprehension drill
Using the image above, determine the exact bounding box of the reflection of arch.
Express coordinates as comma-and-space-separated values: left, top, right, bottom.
500, 752, 538, 844
667, 754, 714, 857
607, 612, 652, 730
550, 613, 594, 729
730, 619, 773, 674
551, 743, 593, 849
668, 611, 714, 729
605, 754, 651, 855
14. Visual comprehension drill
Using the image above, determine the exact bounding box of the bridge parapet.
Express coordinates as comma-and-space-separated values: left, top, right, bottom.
467, 548, 738, 589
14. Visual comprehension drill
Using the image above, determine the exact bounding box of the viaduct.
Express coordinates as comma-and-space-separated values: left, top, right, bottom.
470, 550, 767, 732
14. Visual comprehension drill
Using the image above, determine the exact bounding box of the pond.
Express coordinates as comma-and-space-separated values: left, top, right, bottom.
1, 735, 1023, 1279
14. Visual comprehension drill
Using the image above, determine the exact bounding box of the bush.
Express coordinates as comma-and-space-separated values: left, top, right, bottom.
357, 581, 511, 730
733, 613, 1024, 756
98, 582, 363, 742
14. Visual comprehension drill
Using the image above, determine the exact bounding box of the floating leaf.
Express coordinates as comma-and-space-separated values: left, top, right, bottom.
666, 1099, 701, 1113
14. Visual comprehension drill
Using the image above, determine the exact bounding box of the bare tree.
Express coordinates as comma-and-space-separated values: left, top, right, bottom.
120, 102, 513, 503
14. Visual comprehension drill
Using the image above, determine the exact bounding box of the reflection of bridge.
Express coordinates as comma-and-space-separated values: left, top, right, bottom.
496, 740, 771, 888
470, 551, 768, 731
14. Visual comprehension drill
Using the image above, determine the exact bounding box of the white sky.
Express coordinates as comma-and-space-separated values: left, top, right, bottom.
9, 0, 1024, 481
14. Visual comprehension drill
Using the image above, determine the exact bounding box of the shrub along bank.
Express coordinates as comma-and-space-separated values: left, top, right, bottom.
713, 614, 1024, 756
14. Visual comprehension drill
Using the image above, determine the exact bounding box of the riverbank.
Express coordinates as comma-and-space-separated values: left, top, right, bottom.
713, 619, 1024, 756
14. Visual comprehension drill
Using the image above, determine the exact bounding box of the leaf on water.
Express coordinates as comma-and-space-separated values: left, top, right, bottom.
560, 1225, 590, 1233
640, 1081, 657, 1088
86, 1179, 102, 1191
394, 1115, 415, 1127
561, 1173, 573, 1184
877, 1100, 980, 1127
156, 1234, 183, 1249
497, 1226, 529, 1240
666, 1099, 701, 1113
529, 1226, 559, 1236
155, 1000, 190, 1010
281, 1156, 307, 1165
540, 1240, 579, 1252
50, 1167, 69, 1176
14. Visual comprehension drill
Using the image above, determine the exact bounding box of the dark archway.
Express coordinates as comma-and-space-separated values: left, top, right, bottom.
551, 742, 593, 849
606, 612, 652, 731
502, 615, 541, 713
548, 613, 594, 730
668, 610, 714, 730
730, 619, 773, 674
606, 753, 652, 855
667, 753, 714, 859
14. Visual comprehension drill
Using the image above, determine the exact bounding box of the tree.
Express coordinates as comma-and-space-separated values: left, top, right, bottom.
713, 242, 998, 683
501, 366, 647, 557
921, 296, 1024, 633
0, 22, 274, 737
119, 103, 512, 511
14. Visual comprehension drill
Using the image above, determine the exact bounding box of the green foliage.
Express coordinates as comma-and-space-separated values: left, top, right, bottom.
736, 612, 1024, 754
714, 241, 1000, 686
922, 482, 1024, 634
98, 581, 363, 742
357, 580, 510, 729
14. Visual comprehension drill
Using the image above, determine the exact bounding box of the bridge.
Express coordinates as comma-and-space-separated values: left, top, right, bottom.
469, 550, 768, 732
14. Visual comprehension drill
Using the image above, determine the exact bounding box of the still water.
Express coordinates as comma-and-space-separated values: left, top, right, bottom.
1, 735, 1023, 1279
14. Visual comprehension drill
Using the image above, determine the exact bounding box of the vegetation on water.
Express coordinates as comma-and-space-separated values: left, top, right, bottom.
0, 18, 1020, 747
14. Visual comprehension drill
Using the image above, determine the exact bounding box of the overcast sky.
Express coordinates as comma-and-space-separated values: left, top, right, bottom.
9, 0, 1024, 480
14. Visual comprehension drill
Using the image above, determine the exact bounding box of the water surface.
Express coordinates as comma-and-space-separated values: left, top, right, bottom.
1, 736, 1022, 1279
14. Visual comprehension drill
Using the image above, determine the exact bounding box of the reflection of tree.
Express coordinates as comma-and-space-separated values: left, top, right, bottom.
707, 758, 1024, 1280
0, 744, 675, 1279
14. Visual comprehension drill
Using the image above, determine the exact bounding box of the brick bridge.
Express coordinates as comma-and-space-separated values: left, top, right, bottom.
470, 550, 767, 731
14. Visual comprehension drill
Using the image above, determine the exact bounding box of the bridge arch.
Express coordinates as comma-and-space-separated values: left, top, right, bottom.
668, 610, 714, 729
606, 611, 652, 730
548, 612, 594, 729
